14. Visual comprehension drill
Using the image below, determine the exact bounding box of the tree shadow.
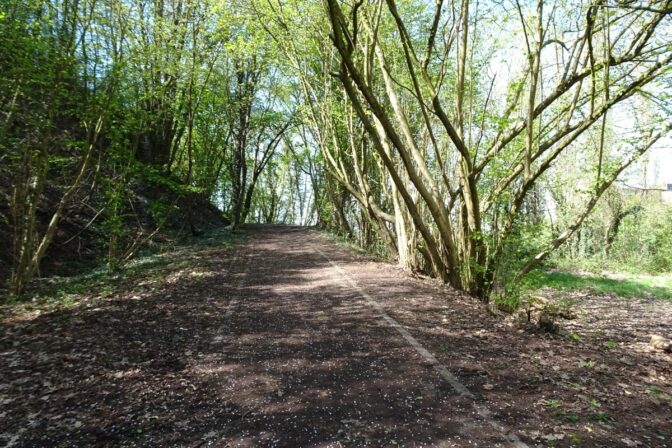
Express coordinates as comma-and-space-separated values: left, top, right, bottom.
2, 225, 669, 447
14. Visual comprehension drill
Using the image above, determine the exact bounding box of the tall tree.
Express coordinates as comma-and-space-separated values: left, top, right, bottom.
319, 0, 671, 297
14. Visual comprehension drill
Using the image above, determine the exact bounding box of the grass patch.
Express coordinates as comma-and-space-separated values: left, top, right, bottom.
494, 293, 522, 313
603, 340, 617, 350
184, 226, 240, 250
523, 271, 672, 301
590, 411, 615, 425
1, 226, 239, 309
319, 230, 370, 255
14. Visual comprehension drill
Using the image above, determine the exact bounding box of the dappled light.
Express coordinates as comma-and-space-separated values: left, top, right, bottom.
1, 0, 671, 446
2, 226, 671, 446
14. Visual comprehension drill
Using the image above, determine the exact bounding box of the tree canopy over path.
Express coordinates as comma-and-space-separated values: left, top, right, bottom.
2, 1, 672, 445
2, 0, 671, 300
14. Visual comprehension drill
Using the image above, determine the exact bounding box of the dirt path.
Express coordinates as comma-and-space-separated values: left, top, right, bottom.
206, 226, 522, 447
1, 225, 671, 447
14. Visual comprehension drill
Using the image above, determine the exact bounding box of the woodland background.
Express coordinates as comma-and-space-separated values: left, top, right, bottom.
1, 0, 671, 306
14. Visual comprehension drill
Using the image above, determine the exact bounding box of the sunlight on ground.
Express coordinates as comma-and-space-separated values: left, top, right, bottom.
528, 271, 672, 301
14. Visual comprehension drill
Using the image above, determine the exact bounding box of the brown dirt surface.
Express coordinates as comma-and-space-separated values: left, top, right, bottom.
1, 225, 671, 447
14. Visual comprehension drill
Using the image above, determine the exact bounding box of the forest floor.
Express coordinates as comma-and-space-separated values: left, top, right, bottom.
1, 225, 671, 447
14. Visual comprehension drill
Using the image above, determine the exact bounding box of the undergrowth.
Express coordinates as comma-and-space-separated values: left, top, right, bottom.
0, 227, 238, 309
495, 269, 672, 313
